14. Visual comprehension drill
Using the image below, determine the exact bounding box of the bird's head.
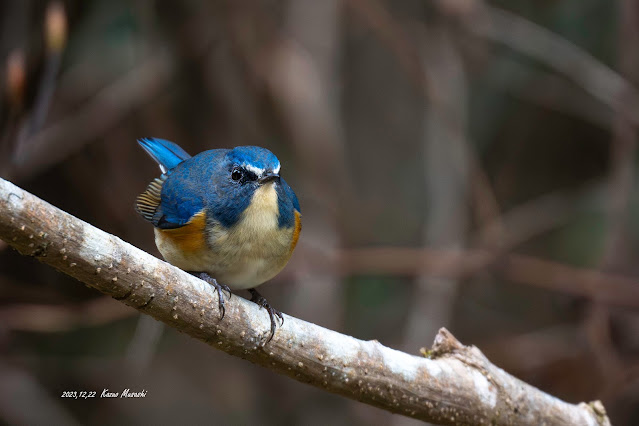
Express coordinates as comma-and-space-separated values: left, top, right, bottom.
201, 146, 297, 229
225, 146, 281, 187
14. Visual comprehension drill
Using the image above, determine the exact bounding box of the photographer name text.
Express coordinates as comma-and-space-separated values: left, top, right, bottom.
60, 389, 147, 399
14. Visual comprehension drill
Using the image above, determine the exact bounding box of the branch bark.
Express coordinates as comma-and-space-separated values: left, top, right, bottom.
0, 177, 610, 425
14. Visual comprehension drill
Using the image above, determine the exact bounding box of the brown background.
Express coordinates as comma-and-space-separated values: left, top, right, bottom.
0, 1, 638, 425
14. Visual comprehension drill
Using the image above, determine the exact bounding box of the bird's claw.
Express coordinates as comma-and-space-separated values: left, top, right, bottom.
249, 289, 284, 345
193, 272, 231, 319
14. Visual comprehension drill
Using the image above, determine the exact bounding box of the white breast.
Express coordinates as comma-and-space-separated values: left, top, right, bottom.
156, 183, 294, 290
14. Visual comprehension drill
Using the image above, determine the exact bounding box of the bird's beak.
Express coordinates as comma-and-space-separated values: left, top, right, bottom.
258, 172, 280, 184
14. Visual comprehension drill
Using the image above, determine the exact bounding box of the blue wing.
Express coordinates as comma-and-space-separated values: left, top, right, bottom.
136, 147, 229, 229
136, 138, 197, 228
138, 137, 191, 173
136, 171, 206, 229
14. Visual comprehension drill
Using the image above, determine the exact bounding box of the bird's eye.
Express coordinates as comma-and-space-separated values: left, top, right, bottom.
231, 169, 242, 181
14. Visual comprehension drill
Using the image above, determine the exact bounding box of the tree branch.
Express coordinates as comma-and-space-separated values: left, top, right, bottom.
0, 177, 610, 425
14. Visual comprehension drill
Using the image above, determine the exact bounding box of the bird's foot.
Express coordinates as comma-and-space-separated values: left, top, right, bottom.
191, 272, 232, 319
249, 288, 284, 345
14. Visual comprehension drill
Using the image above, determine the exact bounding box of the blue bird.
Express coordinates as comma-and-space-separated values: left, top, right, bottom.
135, 138, 301, 343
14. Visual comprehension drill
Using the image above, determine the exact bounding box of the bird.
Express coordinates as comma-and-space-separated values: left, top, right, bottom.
135, 137, 301, 343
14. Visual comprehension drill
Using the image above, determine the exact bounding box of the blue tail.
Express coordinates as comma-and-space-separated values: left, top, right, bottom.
138, 137, 192, 173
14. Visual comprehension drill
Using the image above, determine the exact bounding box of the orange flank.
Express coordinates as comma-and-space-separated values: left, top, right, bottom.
158, 211, 207, 253
290, 210, 302, 253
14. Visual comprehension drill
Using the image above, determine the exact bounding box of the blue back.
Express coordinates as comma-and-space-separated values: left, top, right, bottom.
138, 140, 300, 230
160, 149, 229, 228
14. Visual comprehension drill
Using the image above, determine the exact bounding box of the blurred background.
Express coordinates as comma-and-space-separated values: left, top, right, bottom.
0, 0, 638, 424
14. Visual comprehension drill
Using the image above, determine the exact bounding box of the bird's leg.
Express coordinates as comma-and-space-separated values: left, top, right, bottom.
249, 288, 284, 345
190, 272, 232, 319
